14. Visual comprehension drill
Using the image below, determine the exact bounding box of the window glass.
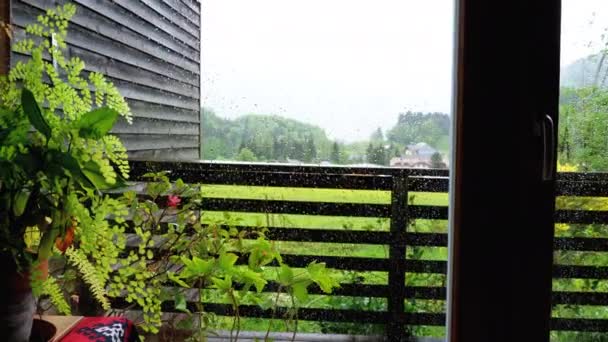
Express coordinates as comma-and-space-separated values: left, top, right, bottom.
554, 1, 608, 340
201, 0, 453, 169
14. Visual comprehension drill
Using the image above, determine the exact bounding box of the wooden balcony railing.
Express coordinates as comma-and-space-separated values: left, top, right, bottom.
109, 160, 608, 340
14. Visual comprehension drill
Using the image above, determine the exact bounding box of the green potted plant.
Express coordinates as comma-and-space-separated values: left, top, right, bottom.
0, 4, 132, 340
112, 172, 340, 340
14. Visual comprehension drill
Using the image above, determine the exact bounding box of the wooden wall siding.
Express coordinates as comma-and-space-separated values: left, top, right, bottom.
10, 0, 202, 161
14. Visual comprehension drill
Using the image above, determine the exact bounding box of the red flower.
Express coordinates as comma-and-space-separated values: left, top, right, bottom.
167, 195, 181, 208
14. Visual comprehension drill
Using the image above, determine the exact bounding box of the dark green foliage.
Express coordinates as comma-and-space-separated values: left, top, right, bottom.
21, 88, 51, 141
236, 147, 257, 162
366, 142, 388, 165
330, 142, 340, 163
559, 86, 608, 171
387, 111, 450, 148
430, 152, 445, 169
201, 108, 331, 162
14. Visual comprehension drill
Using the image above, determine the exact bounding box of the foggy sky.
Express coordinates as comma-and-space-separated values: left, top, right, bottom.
201, 0, 607, 142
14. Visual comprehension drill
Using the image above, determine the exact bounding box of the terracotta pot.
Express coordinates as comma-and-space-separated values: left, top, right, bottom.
0, 254, 49, 342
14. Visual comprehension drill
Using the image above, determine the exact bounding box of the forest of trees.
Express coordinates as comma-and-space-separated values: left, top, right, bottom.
559, 51, 608, 172
202, 108, 450, 165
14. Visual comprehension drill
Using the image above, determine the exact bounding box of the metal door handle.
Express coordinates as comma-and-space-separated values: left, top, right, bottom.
542, 114, 555, 181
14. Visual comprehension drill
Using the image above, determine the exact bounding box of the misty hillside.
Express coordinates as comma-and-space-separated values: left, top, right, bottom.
561, 53, 608, 88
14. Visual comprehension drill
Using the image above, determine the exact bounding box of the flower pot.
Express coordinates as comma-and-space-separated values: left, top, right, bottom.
0, 253, 49, 342
30, 319, 57, 342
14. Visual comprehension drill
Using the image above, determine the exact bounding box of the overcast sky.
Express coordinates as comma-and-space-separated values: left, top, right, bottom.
201, 0, 608, 142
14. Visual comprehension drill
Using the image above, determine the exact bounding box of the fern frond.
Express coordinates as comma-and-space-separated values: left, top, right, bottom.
66, 247, 110, 310
42, 276, 71, 315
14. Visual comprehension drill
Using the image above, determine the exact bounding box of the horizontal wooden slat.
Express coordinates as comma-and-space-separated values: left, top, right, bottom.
558, 172, 608, 183
552, 291, 608, 306
112, 117, 199, 136
200, 198, 391, 217
73, 0, 199, 60
162, 0, 200, 28
18, 0, 200, 74
260, 228, 447, 247
551, 318, 608, 332
129, 160, 447, 178
553, 265, 608, 279
108, 77, 198, 110
554, 210, 608, 225
128, 148, 199, 161
180, 0, 200, 15
557, 181, 608, 197
141, 0, 199, 38
64, 44, 199, 97
120, 134, 199, 151
10, 22, 199, 88
114, 0, 199, 49
127, 100, 199, 123
554, 237, 608, 252
111, 299, 446, 326
174, 171, 392, 190
128, 161, 449, 190
10, 51, 198, 110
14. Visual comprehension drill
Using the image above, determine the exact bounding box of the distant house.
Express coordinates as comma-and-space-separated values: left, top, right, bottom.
406, 142, 438, 158
390, 142, 447, 169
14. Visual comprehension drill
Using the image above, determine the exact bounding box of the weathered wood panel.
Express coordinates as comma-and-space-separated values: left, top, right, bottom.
11, 0, 201, 161
0, 0, 9, 75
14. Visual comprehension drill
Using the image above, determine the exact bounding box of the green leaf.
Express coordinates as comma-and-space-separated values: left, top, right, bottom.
46, 150, 94, 189
21, 88, 51, 140
292, 282, 309, 303
307, 262, 339, 293
174, 293, 190, 313
239, 269, 267, 293
12, 190, 30, 217
167, 272, 190, 288
180, 256, 213, 279
278, 264, 294, 286
77, 107, 120, 139
81, 161, 125, 190
212, 276, 232, 291
218, 252, 238, 272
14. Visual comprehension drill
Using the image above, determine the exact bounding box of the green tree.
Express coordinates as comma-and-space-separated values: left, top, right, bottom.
236, 148, 257, 162
430, 152, 445, 169
370, 127, 384, 142
330, 142, 341, 164
304, 135, 317, 162
366, 143, 375, 164
291, 140, 305, 161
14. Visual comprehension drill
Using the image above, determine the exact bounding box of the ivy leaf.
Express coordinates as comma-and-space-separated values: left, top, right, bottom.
77, 107, 120, 139
174, 293, 190, 313
21, 88, 51, 141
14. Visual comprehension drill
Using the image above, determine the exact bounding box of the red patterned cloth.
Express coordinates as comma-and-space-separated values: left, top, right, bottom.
60, 317, 139, 342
